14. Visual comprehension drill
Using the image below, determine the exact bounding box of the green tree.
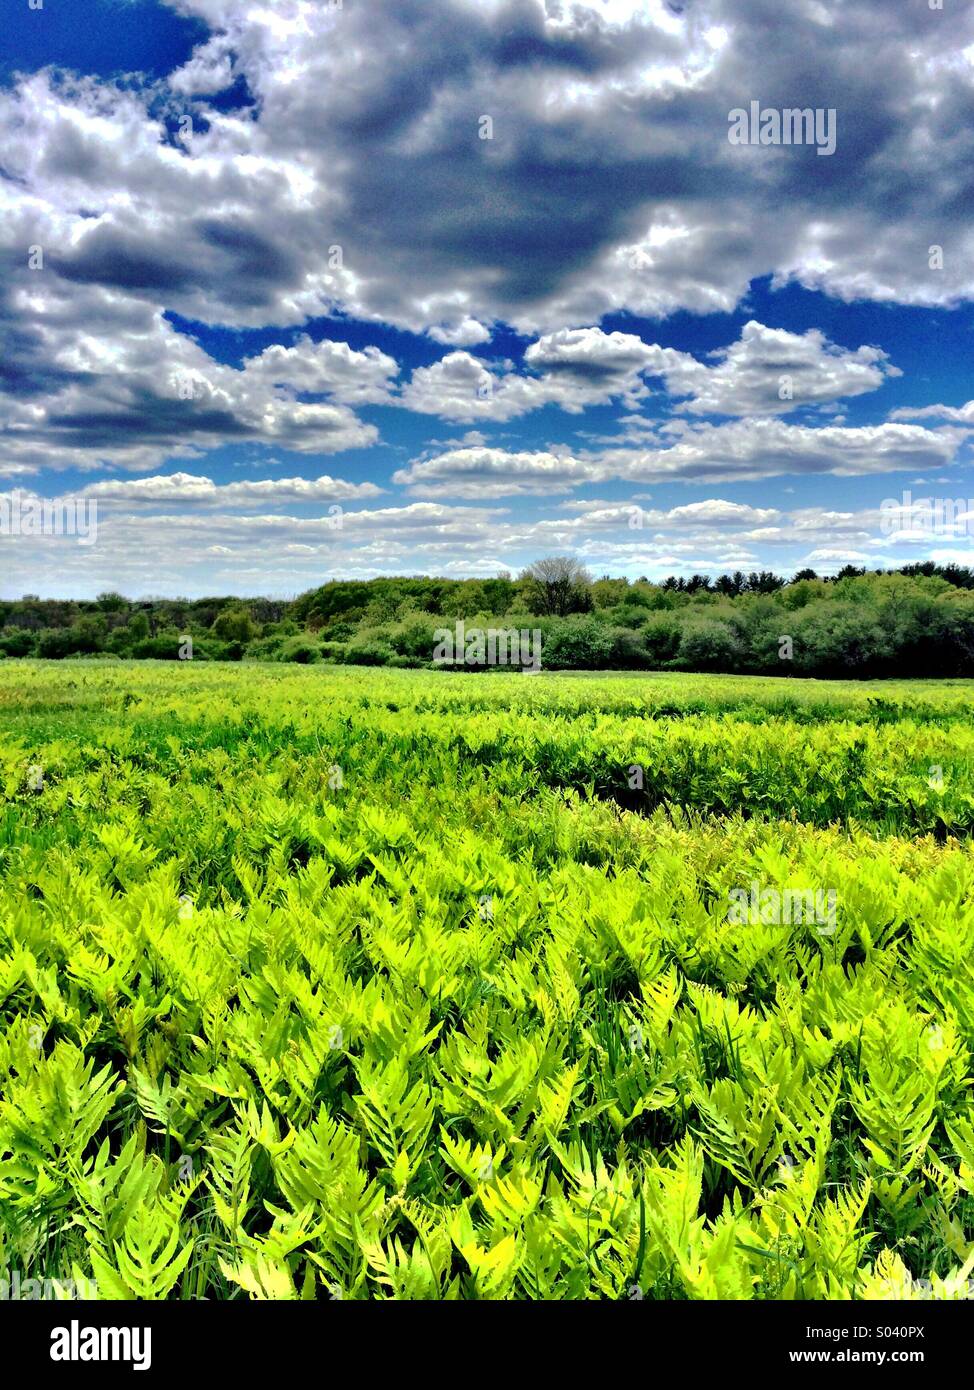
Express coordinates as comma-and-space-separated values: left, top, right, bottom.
520, 557, 592, 616
211, 604, 256, 643
96, 591, 128, 613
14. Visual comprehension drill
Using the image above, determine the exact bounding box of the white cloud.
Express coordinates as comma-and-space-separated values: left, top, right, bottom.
0, 291, 383, 472
79, 471, 382, 504
428, 318, 492, 347
664, 321, 900, 416
396, 418, 962, 497
399, 322, 900, 426
890, 401, 974, 424
598, 418, 963, 484
242, 337, 400, 405
4, 0, 972, 344
2, 0, 973, 593
393, 447, 595, 497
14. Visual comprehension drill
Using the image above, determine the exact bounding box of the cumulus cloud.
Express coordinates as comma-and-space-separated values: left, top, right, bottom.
393, 446, 595, 497
3, 0, 972, 344
399, 329, 673, 423
663, 322, 900, 416
168, 36, 237, 96
890, 400, 974, 424
399, 322, 900, 424
0, 288, 385, 472
600, 418, 963, 485
2, 0, 973, 592
522, 327, 681, 396
399, 352, 546, 423
428, 318, 492, 347
243, 337, 400, 405
0, 480, 956, 598
396, 418, 962, 496
79, 471, 382, 504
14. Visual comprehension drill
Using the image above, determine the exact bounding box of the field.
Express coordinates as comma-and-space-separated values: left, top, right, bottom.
3, 661, 974, 1300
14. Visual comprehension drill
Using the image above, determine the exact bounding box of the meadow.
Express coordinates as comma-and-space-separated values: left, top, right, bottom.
3, 660, 974, 1300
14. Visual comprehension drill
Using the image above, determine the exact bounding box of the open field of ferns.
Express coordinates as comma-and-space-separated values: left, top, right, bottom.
3, 660, 974, 1300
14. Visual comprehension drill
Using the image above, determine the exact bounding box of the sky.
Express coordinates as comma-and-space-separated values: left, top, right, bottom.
1, 0, 974, 599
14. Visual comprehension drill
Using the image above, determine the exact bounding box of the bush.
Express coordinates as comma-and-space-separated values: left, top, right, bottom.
790, 603, 891, 677
389, 617, 439, 661
107, 630, 136, 656
344, 641, 395, 666
211, 605, 257, 644
611, 603, 652, 629
0, 630, 35, 657
319, 620, 357, 642
277, 637, 320, 664
641, 613, 683, 666
540, 616, 615, 669
131, 636, 193, 660
37, 627, 98, 659
244, 635, 287, 661
674, 619, 743, 672
608, 627, 651, 667
318, 642, 348, 663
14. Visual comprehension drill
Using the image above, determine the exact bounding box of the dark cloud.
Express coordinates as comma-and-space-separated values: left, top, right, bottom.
1, 0, 972, 497
5, 0, 972, 338
53, 226, 200, 293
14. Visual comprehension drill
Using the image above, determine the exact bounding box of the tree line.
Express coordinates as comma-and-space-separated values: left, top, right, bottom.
3, 559, 974, 677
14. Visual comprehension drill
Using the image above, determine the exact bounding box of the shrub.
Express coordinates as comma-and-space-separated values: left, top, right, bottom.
674, 619, 743, 672
319, 620, 357, 642
245, 635, 287, 661
211, 604, 257, 643
389, 617, 439, 661
0, 629, 35, 657
344, 641, 395, 666
790, 603, 891, 677
318, 641, 348, 663
131, 635, 193, 660
608, 627, 651, 667
37, 627, 98, 659
611, 603, 652, 630
278, 637, 320, 664
541, 616, 616, 669
641, 613, 683, 666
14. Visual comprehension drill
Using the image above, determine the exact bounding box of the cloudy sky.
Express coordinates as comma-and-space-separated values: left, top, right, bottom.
2, 0, 974, 598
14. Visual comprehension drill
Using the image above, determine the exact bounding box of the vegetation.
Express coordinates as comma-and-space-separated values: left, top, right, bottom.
6, 562, 974, 677
2, 661, 974, 1299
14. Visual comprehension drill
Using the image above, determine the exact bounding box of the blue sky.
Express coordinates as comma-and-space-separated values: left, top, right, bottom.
2, 0, 974, 598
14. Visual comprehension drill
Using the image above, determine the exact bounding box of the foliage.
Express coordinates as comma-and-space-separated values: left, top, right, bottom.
2, 663, 974, 1299
519, 556, 593, 617
7, 567, 974, 676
